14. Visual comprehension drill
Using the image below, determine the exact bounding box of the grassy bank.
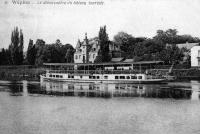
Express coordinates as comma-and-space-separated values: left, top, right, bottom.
0, 66, 45, 81
149, 68, 200, 80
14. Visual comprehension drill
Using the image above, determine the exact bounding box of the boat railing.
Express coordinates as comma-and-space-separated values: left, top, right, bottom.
48, 69, 143, 74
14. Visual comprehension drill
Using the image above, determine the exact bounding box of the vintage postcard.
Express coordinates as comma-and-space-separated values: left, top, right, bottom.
0, 0, 200, 134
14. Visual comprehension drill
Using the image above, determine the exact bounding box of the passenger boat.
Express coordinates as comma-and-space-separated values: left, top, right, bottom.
40, 61, 167, 84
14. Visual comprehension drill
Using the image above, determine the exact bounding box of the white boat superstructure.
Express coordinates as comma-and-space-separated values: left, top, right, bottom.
41, 72, 165, 84
40, 61, 167, 84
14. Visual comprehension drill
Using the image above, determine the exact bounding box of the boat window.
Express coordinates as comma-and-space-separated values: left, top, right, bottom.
138, 76, 143, 79
126, 76, 130, 79
131, 76, 137, 79
68, 75, 74, 78
120, 76, 125, 79
80, 76, 82, 79
56, 75, 59, 78
49, 74, 52, 77
115, 76, 119, 79
104, 76, 108, 79
53, 75, 55, 77
89, 76, 92, 79
60, 75, 63, 78
97, 76, 100, 79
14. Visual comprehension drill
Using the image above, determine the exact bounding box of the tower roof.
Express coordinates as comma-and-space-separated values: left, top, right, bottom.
76, 39, 81, 49
82, 33, 89, 46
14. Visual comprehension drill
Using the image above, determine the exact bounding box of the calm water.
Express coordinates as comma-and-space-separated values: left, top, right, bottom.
0, 80, 200, 134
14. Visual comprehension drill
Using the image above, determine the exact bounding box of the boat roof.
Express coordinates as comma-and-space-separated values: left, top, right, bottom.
43, 61, 164, 66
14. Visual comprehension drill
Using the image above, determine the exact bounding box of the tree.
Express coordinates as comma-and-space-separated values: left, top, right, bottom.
9, 27, 24, 65
0, 48, 9, 65
153, 29, 178, 44
113, 32, 146, 58
133, 39, 164, 61
33, 39, 75, 66
153, 29, 200, 44
113, 32, 134, 52
34, 39, 46, 66
18, 29, 24, 64
159, 45, 184, 64
27, 39, 36, 65
98, 26, 110, 62
65, 47, 75, 63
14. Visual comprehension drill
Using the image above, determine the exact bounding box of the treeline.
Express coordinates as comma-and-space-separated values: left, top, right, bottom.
0, 27, 75, 66
26, 39, 74, 66
113, 29, 200, 64
0, 27, 200, 66
0, 27, 24, 65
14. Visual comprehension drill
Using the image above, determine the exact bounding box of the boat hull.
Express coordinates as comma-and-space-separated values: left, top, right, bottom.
40, 75, 166, 84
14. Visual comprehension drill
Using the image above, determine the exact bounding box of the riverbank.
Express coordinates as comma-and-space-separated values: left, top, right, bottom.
0, 66, 45, 81
0, 65, 200, 81
149, 68, 200, 80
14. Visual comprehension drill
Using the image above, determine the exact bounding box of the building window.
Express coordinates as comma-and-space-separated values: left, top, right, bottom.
79, 55, 81, 59
93, 54, 95, 58
75, 55, 78, 59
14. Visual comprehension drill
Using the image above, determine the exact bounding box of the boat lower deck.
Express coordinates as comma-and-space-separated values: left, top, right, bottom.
40, 73, 166, 84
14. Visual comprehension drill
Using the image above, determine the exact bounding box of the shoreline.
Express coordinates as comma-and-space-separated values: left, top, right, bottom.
0, 66, 200, 81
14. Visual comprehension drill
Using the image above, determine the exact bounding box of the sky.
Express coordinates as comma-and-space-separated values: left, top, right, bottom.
0, 0, 200, 50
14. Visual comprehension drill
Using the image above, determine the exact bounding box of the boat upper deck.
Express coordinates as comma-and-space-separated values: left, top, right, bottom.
43, 61, 164, 75
43, 61, 164, 67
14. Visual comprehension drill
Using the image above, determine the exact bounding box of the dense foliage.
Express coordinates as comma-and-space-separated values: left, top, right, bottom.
8, 27, 24, 65
0, 27, 199, 66
98, 26, 110, 62
113, 29, 200, 65
0, 27, 75, 66
27, 39, 75, 66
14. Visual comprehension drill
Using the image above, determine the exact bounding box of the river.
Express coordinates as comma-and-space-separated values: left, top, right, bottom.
0, 80, 200, 134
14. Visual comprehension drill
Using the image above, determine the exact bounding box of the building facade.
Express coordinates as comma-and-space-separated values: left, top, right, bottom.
191, 46, 200, 67
74, 33, 121, 63
167, 42, 199, 64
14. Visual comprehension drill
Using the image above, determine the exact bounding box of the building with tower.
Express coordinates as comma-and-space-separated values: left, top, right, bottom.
74, 33, 121, 63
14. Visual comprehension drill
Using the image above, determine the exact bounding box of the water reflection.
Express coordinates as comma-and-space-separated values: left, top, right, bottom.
1, 80, 200, 100
8, 81, 23, 96
26, 81, 198, 100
